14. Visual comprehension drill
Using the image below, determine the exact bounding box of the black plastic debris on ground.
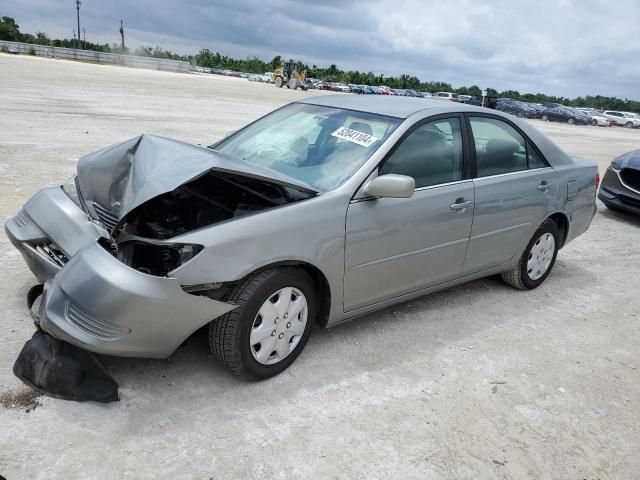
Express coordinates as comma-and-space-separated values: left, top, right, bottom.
13, 330, 119, 403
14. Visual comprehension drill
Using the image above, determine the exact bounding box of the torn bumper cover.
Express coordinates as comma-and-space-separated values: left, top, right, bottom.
5, 187, 236, 359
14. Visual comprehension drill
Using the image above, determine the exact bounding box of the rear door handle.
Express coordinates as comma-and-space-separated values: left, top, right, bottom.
537, 181, 553, 191
450, 199, 473, 211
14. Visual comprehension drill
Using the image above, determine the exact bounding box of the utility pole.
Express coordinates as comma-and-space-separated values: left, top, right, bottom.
119, 20, 125, 52
83, 28, 86, 49
75, 0, 81, 49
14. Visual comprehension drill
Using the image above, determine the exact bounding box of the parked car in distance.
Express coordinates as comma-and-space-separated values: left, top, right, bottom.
577, 108, 612, 127
433, 92, 459, 101
496, 99, 535, 118
541, 106, 590, 125
6, 96, 598, 379
622, 112, 640, 123
458, 95, 472, 103
8, 45, 19, 54
525, 103, 547, 118
602, 111, 640, 128
599, 149, 640, 214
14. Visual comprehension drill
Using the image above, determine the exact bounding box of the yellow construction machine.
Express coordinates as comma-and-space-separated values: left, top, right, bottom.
272, 62, 308, 90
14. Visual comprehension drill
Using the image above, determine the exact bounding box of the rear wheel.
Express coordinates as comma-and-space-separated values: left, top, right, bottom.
541, 115, 549, 121
501, 220, 559, 290
274, 76, 284, 88
568, 118, 575, 125
209, 268, 316, 379
592, 119, 598, 126
517, 112, 524, 118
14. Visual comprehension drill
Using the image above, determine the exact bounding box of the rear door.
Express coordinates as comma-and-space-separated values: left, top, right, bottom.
463, 115, 557, 274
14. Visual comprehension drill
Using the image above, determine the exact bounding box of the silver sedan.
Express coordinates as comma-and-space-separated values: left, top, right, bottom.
5, 96, 598, 379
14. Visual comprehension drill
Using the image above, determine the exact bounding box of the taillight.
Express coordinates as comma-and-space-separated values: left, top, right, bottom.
595, 172, 600, 191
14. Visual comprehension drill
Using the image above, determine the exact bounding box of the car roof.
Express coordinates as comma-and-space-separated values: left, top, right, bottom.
297, 94, 487, 119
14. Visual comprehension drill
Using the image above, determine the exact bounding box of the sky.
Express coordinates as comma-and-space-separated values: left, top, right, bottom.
3, 0, 640, 99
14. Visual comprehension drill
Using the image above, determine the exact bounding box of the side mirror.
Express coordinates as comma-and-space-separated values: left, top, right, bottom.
362, 174, 415, 199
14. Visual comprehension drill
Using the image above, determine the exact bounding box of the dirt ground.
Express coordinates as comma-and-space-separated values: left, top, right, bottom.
1, 54, 639, 480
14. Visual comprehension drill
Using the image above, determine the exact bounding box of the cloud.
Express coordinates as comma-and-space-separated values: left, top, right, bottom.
3, 0, 640, 98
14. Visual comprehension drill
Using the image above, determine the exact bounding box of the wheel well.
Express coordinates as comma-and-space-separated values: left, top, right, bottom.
548, 213, 569, 248
244, 261, 331, 328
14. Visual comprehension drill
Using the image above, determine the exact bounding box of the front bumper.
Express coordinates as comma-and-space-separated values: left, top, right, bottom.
598, 167, 640, 215
6, 186, 236, 358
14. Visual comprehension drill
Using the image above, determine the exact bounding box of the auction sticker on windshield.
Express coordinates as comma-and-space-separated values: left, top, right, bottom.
331, 127, 378, 147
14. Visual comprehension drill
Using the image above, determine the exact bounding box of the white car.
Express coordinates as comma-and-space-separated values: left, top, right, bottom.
433, 92, 460, 101
623, 112, 640, 122
602, 110, 640, 128
577, 108, 612, 127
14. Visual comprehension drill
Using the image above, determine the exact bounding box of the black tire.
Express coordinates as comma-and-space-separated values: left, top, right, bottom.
625, 121, 633, 128
501, 219, 560, 290
517, 112, 524, 118
568, 118, 575, 125
541, 115, 549, 122
209, 268, 316, 379
592, 119, 598, 126
274, 76, 284, 88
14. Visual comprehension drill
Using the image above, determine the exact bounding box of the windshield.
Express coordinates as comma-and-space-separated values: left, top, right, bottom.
213, 103, 401, 191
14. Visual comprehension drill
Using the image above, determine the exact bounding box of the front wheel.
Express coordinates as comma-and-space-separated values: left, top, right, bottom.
625, 122, 633, 128
288, 78, 300, 90
501, 219, 559, 290
209, 268, 316, 379
568, 118, 575, 125
592, 119, 598, 126
541, 115, 549, 121
274, 76, 284, 88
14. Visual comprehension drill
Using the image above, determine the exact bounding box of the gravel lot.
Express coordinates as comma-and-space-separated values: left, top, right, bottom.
1, 54, 639, 480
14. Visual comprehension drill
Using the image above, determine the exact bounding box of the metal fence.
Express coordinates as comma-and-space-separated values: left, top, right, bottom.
0, 40, 192, 73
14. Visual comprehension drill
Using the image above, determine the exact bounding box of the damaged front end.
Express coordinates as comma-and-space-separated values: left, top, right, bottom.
5, 134, 316, 358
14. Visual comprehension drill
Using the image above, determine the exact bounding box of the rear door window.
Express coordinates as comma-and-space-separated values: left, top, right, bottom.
469, 117, 548, 176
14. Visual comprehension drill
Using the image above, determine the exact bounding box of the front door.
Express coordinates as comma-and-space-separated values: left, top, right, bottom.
344, 116, 475, 311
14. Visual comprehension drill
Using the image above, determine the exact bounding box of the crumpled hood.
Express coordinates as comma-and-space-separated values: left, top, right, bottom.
613, 149, 640, 170
77, 134, 316, 221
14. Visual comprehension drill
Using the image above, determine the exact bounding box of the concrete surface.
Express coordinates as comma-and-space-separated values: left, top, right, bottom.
1, 54, 639, 480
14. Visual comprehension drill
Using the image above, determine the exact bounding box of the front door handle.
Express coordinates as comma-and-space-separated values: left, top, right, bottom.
450, 199, 473, 211
537, 181, 553, 191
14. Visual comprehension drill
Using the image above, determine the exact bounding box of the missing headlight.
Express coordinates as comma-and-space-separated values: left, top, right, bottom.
99, 238, 203, 277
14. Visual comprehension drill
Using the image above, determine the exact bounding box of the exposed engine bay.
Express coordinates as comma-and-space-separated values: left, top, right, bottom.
100, 170, 314, 277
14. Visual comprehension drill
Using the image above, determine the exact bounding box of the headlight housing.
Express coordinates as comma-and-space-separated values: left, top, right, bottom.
61, 176, 82, 208
104, 238, 204, 277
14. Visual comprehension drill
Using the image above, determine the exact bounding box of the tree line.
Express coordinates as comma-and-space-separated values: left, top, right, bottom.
2, 15, 637, 112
